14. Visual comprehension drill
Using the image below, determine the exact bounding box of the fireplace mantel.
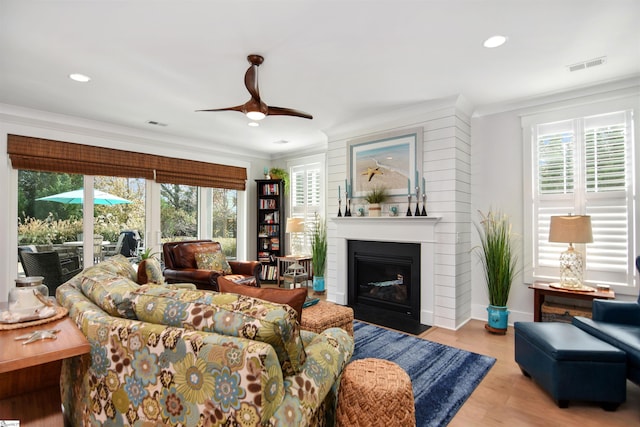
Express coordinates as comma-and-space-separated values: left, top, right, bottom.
332, 216, 440, 242
331, 216, 440, 327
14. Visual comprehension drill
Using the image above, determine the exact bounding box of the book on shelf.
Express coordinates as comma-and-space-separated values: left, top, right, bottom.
259, 199, 277, 210
260, 264, 278, 281
262, 183, 280, 196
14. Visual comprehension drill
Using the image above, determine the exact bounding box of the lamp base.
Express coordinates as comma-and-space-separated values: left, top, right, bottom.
558, 245, 585, 289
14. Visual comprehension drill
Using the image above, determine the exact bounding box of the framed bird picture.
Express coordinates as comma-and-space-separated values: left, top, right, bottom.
347, 127, 423, 198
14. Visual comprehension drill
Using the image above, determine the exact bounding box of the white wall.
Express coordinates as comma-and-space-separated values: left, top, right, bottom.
0, 104, 269, 302
470, 109, 529, 322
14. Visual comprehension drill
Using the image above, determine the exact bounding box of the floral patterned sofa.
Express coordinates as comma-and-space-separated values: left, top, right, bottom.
56, 255, 354, 426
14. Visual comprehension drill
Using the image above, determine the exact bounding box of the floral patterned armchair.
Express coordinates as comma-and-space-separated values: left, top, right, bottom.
57, 256, 353, 426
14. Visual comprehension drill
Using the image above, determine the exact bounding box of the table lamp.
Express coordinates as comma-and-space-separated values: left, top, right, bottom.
286, 217, 305, 256
548, 215, 593, 289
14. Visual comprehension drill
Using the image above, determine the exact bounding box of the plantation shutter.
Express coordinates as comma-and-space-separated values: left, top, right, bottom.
531, 110, 633, 286
290, 162, 323, 254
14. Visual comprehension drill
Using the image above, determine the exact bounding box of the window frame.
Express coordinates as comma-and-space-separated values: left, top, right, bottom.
522, 96, 638, 295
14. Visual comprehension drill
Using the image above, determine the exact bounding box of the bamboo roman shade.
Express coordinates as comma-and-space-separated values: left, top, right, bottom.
7, 135, 247, 190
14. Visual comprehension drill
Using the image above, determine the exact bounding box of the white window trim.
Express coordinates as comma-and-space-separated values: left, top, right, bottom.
522, 95, 639, 296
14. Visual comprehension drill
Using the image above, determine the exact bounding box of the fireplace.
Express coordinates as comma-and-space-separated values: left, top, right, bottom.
348, 240, 428, 334
332, 216, 440, 329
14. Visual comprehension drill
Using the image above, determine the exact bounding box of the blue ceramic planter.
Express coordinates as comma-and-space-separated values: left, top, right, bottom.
313, 276, 325, 293
487, 305, 509, 330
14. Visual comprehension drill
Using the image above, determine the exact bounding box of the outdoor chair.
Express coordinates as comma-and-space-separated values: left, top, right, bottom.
93, 234, 104, 263
19, 250, 82, 295
104, 230, 141, 259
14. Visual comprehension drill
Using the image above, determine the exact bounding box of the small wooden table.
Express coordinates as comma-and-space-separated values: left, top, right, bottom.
0, 303, 90, 426
529, 282, 615, 322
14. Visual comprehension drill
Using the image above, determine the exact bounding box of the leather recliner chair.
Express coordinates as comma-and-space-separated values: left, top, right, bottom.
162, 240, 261, 291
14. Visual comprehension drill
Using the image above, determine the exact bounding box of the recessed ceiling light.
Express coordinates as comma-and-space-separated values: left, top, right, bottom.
248, 122, 259, 127
483, 35, 507, 48
69, 73, 91, 82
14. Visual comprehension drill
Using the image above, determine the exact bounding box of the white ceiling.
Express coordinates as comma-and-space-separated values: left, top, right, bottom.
1, 1, 639, 156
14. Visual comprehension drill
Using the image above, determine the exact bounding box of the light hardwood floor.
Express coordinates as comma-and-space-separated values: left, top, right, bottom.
421, 320, 640, 427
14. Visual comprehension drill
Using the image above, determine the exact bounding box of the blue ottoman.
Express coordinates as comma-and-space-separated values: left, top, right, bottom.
514, 322, 626, 410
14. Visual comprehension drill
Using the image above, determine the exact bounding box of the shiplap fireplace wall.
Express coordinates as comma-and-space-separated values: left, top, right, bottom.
324, 96, 472, 330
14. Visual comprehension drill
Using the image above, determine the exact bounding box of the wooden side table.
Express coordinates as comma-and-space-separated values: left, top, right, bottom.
0, 303, 90, 426
529, 282, 615, 322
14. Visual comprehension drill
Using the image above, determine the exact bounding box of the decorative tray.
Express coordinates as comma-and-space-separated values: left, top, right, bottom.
549, 283, 596, 293
0, 306, 68, 330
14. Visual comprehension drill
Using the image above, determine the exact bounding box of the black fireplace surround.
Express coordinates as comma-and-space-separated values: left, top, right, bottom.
347, 240, 429, 334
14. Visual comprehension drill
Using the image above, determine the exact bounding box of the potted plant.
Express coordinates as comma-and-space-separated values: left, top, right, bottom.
364, 186, 389, 217
268, 167, 290, 195
474, 209, 519, 333
311, 215, 327, 294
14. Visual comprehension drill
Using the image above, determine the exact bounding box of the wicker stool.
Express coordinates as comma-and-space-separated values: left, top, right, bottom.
336, 358, 415, 427
300, 300, 354, 337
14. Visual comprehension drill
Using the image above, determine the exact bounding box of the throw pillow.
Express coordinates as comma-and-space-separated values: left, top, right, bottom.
80, 272, 140, 319
195, 251, 232, 274
218, 276, 307, 322
130, 285, 306, 376
137, 257, 165, 285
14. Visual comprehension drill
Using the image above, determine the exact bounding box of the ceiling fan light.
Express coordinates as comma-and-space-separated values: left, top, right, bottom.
246, 111, 266, 121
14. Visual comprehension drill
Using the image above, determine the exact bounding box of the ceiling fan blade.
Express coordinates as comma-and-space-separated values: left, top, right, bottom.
196, 105, 245, 113
267, 106, 313, 120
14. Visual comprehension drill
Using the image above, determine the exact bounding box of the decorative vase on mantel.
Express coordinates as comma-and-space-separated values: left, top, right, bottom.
368, 203, 381, 217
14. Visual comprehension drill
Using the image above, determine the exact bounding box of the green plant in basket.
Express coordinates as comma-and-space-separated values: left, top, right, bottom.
364, 186, 389, 204
269, 167, 290, 194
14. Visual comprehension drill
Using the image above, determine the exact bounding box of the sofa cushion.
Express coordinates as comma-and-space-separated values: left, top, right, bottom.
173, 241, 222, 269
80, 272, 139, 318
137, 257, 165, 285
84, 254, 138, 282
218, 276, 307, 322
195, 251, 232, 274
573, 316, 640, 369
130, 286, 306, 376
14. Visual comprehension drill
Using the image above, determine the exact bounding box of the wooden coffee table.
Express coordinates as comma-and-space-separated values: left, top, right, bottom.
529, 282, 615, 322
0, 303, 90, 426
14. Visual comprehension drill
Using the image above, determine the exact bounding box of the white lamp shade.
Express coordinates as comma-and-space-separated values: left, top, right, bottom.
286, 217, 305, 233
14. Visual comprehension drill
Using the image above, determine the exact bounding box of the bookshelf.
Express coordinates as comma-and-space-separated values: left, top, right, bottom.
256, 179, 285, 282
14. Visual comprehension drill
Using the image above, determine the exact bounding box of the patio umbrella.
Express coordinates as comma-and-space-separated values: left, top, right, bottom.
37, 189, 132, 205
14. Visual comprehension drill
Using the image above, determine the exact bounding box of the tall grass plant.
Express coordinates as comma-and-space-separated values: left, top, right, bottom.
475, 209, 518, 307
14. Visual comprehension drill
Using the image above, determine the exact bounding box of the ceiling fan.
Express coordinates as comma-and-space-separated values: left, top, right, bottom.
197, 54, 313, 121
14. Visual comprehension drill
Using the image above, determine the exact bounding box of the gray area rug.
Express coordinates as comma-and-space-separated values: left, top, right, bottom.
352, 321, 496, 427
